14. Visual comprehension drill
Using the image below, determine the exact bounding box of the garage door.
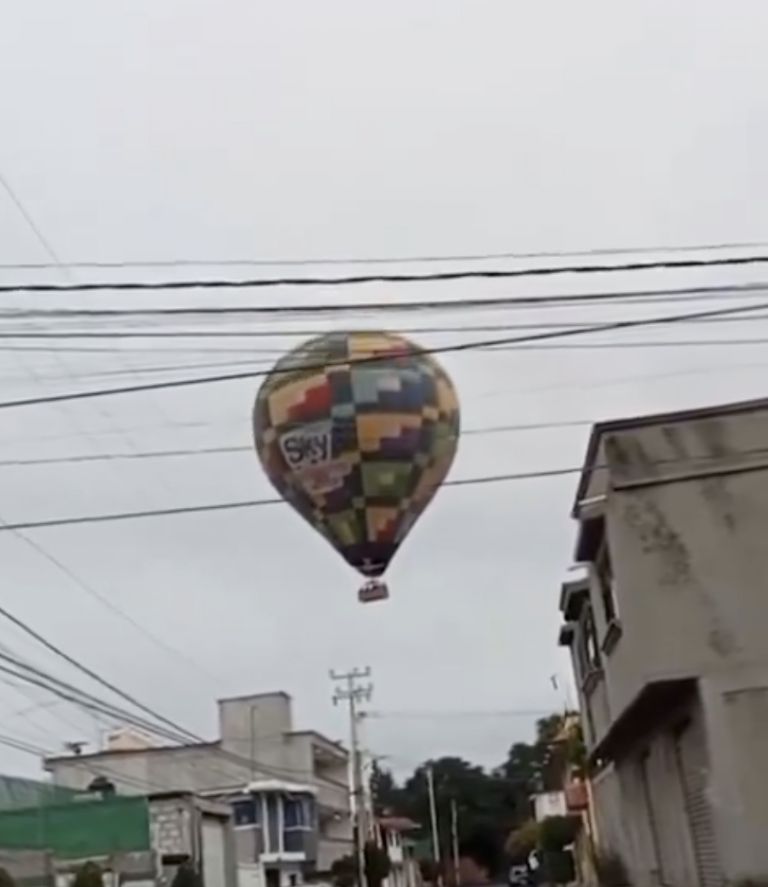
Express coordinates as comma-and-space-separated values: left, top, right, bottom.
202, 818, 228, 887
674, 715, 723, 887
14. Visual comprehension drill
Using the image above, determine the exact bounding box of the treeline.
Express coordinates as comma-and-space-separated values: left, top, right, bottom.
371, 712, 585, 861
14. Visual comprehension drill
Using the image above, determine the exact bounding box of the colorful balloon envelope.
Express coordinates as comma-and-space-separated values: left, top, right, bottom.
253, 331, 460, 588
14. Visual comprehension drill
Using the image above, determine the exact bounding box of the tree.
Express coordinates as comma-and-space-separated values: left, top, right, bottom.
391, 757, 524, 856
364, 841, 391, 887
366, 712, 583, 863
505, 820, 539, 863
71, 863, 104, 887
370, 762, 401, 814
330, 855, 356, 887
500, 713, 585, 798
537, 816, 581, 852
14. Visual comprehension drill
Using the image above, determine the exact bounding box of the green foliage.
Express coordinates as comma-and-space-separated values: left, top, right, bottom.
71, 862, 104, 887
537, 850, 575, 885
402, 757, 521, 851
537, 815, 581, 852
0, 868, 16, 887
505, 819, 539, 863
563, 722, 587, 774
371, 712, 581, 859
502, 713, 583, 793
365, 841, 391, 887
330, 854, 357, 887
370, 761, 400, 814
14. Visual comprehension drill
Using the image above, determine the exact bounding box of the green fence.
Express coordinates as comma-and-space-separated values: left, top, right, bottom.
0, 777, 82, 812
0, 795, 150, 858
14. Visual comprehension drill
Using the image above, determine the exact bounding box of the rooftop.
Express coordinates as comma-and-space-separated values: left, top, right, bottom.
573, 395, 768, 518
45, 740, 219, 765
378, 815, 419, 832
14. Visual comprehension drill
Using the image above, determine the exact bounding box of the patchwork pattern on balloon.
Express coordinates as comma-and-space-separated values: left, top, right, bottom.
253, 331, 460, 584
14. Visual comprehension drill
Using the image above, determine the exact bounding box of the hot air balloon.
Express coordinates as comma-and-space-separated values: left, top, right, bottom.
252, 330, 460, 601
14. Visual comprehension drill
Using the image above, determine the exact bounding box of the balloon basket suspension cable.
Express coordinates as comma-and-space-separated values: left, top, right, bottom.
358, 579, 389, 604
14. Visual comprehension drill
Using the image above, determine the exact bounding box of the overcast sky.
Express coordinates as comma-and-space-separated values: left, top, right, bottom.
1, 0, 768, 781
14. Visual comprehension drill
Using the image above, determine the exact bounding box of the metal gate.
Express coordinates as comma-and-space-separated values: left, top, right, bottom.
674, 716, 723, 887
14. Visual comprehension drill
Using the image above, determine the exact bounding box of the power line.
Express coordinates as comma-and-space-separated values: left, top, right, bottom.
9, 356, 765, 450
0, 597, 207, 740
1, 333, 766, 392
4, 446, 768, 533
0, 171, 65, 270
3, 524, 220, 687
2, 239, 767, 271
0, 330, 762, 360
0, 296, 767, 411
0, 335, 763, 393
0, 497, 280, 531
0, 654, 195, 746
1, 254, 768, 294
0, 640, 198, 745
4, 304, 768, 332
0, 730, 50, 757
0, 623, 343, 786
0, 420, 592, 469
1, 301, 766, 358
0, 652, 286, 793
0, 664, 99, 745
484, 337, 768, 352
0, 282, 767, 320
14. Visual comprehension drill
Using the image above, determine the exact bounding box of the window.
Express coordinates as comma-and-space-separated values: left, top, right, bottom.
595, 537, 619, 625
579, 604, 601, 674
284, 796, 313, 830
283, 796, 313, 855
233, 799, 259, 827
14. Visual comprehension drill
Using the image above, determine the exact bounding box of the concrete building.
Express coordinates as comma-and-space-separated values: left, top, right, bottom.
151, 792, 237, 887
0, 790, 236, 887
45, 693, 351, 886
559, 397, 768, 887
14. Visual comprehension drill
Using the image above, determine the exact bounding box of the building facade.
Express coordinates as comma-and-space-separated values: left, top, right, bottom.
0, 791, 236, 887
375, 817, 420, 887
559, 397, 768, 886
45, 693, 351, 886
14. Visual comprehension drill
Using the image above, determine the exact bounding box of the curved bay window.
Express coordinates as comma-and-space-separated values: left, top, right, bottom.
283, 795, 314, 853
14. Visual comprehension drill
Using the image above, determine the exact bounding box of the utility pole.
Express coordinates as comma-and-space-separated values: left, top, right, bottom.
332, 668, 373, 887
426, 764, 442, 881
450, 799, 459, 886
249, 703, 258, 779
361, 741, 376, 841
